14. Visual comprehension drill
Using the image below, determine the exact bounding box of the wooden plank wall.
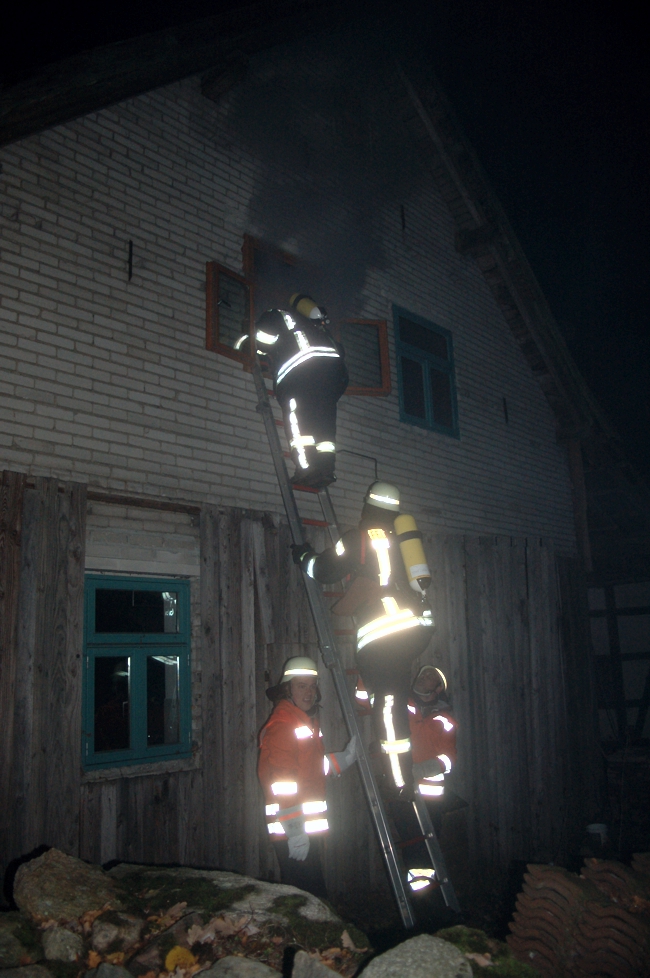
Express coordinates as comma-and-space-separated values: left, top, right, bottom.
2, 479, 600, 900
1, 474, 86, 888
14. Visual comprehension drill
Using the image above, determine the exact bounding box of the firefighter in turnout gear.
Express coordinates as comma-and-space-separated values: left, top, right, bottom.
293, 482, 434, 793
396, 665, 460, 893
243, 295, 348, 489
409, 665, 457, 802
258, 657, 358, 898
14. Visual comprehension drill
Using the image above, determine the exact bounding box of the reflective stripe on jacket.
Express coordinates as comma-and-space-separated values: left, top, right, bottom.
258, 699, 328, 836
408, 699, 457, 796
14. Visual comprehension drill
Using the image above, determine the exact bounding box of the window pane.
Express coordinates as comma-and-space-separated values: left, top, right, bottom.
94, 656, 130, 752
218, 276, 250, 349
95, 589, 178, 633
147, 655, 180, 746
339, 322, 381, 388
401, 357, 426, 418
614, 583, 650, 608
588, 588, 606, 611
622, 660, 650, 701
617, 615, 650, 654
590, 617, 610, 655
430, 367, 453, 428
399, 317, 448, 359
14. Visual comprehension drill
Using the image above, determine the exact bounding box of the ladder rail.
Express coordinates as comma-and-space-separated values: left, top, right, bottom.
252, 360, 416, 929
411, 795, 461, 912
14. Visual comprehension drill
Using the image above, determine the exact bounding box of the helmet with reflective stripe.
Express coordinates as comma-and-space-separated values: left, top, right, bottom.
280, 656, 319, 684
289, 293, 328, 322
364, 480, 400, 512
412, 664, 447, 694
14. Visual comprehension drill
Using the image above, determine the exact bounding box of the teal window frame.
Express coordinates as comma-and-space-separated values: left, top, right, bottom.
83, 574, 192, 770
393, 305, 459, 437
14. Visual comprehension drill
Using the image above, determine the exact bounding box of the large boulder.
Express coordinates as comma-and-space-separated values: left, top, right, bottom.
361, 934, 472, 978
14, 850, 124, 923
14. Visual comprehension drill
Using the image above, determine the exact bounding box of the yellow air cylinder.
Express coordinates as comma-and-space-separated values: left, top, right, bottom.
394, 513, 431, 592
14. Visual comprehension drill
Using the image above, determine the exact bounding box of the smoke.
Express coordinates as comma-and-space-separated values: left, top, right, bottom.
221, 27, 426, 320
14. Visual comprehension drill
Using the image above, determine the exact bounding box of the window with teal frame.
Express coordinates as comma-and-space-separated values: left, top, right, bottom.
394, 305, 459, 437
83, 575, 192, 770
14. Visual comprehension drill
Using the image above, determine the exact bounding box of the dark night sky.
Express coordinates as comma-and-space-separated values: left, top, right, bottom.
2, 0, 648, 476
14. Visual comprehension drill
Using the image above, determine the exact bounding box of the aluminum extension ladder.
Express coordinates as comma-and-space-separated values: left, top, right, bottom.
252, 359, 460, 925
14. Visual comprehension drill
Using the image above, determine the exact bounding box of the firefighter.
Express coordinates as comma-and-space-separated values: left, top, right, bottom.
293, 482, 434, 794
240, 295, 348, 488
258, 656, 358, 898
409, 665, 457, 802
400, 665, 459, 893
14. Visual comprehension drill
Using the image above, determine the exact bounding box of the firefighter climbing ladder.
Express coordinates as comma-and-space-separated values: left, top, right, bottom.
252, 359, 460, 925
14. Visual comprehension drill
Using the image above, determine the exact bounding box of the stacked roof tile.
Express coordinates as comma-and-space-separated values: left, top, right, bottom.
507, 856, 650, 976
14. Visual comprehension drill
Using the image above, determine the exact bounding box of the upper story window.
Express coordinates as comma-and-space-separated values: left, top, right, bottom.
205, 237, 390, 394
83, 575, 192, 770
393, 305, 459, 437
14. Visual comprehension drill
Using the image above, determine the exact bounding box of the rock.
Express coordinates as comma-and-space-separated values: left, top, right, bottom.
291, 950, 335, 977
41, 926, 84, 962
0, 914, 43, 968
14, 849, 123, 922
0, 968, 53, 978
91, 911, 144, 953
200, 958, 281, 976
362, 934, 472, 978
85, 964, 134, 978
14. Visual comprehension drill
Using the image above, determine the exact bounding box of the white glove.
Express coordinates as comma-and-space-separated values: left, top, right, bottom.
327, 735, 358, 776
288, 832, 310, 861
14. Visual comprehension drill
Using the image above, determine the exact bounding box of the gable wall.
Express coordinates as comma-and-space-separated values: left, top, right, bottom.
0, 36, 576, 549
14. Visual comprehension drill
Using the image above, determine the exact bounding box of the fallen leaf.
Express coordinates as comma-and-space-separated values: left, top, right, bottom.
465, 952, 494, 967
87, 951, 102, 968
80, 904, 112, 933
165, 946, 197, 972
271, 937, 283, 945
19, 955, 34, 966
105, 952, 125, 965
140, 971, 158, 978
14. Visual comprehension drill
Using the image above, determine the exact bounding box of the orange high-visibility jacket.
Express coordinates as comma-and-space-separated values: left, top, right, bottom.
408, 701, 458, 769
258, 699, 328, 837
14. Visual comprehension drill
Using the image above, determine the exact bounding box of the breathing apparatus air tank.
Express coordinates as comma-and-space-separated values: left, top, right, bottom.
393, 513, 431, 593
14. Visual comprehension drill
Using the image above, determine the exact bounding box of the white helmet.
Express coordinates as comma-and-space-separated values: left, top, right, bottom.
280, 656, 319, 684
413, 665, 447, 694
364, 480, 400, 512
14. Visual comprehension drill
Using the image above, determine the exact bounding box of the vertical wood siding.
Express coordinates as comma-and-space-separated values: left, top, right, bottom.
1, 474, 86, 885
2, 478, 599, 899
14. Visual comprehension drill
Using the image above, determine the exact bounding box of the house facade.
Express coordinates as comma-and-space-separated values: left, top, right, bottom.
0, 20, 600, 903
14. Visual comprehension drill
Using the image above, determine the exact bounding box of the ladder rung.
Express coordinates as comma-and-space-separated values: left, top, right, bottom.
302, 518, 330, 527
323, 591, 344, 598
334, 628, 355, 636
293, 484, 320, 494
275, 419, 285, 427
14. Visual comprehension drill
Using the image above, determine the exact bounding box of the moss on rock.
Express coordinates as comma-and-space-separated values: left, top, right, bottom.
269, 895, 368, 951
114, 872, 256, 917
436, 925, 540, 978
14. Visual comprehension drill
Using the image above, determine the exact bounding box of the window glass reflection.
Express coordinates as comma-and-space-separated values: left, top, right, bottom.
94, 656, 130, 752
95, 589, 178, 633
147, 655, 180, 746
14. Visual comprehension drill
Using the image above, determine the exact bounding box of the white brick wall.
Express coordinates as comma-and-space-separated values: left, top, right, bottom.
85, 502, 200, 576
0, 37, 576, 552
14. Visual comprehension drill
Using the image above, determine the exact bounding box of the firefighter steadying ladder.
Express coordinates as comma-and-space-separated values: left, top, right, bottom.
239, 294, 348, 489
293, 481, 434, 794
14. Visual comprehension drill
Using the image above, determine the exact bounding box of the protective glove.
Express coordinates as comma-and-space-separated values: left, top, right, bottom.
326, 735, 358, 776
291, 542, 315, 566
287, 832, 310, 861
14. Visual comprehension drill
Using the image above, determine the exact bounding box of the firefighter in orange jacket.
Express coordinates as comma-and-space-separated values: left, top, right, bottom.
396, 665, 459, 894
408, 665, 457, 801
258, 656, 357, 898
